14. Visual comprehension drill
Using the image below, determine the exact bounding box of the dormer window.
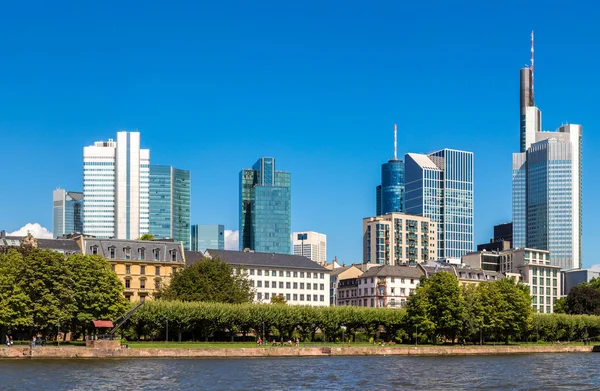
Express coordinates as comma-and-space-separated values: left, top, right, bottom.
170, 250, 177, 262
124, 247, 131, 260
153, 249, 160, 261
90, 245, 98, 255
138, 248, 145, 260
109, 246, 116, 259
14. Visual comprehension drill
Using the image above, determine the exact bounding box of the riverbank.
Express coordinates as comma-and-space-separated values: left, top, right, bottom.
0, 344, 596, 359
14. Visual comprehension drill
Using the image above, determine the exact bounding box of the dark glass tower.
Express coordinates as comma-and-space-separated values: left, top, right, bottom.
376, 125, 404, 215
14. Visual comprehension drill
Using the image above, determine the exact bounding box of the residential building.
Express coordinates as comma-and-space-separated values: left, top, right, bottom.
376, 124, 404, 216
330, 265, 363, 306
240, 157, 291, 254
191, 224, 224, 252
355, 265, 424, 308
477, 222, 513, 252
419, 261, 504, 288
197, 249, 330, 306
149, 165, 191, 249
80, 237, 185, 302
0, 230, 81, 256
83, 131, 150, 240
293, 231, 327, 264
363, 212, 437, 265
405, 149, 474, 261
512, 34, 582, 270
52, 189, 84, 238
563, 267, 600, 295
462, 251, 502, 272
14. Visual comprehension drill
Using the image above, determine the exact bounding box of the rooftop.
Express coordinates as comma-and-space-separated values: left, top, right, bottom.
360, 265, 424, 279
205, 249, 329, 271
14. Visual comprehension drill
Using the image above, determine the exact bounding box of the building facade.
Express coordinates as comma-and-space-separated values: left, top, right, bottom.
363, 212, 437, 265
149, 165, 191, 249
512, 40, 582, 270
80, 237, 185, 302
83, 132, 150, 239
52, 189, 84, 238
201, 249, 330, 306
353, 265, 423, 308
293, 231, 327, 264
376, 125, 404, 216
330, 265, 363, 306
240, 157, 291, 254
563, 267, 600, 295
405, 149, 474, 261
191, 224, 225, 251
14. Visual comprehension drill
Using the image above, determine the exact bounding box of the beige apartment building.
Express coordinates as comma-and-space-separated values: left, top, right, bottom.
363, 213, 437, 265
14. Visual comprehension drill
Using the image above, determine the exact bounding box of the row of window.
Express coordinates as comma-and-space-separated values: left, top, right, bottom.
257, 292, 325, 302
359, 277, 416, 285
91, 246, 178, 262
253, 281, 325, 290
246, 269, 325, 279
123, 278, 161, 290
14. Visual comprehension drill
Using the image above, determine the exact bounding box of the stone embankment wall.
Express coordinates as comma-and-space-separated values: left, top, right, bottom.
0, 345, 595, 359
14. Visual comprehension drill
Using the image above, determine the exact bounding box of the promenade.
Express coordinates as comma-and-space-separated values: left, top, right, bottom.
0, 344, 595, 359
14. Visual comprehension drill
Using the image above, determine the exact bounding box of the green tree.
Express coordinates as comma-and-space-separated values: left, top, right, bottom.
566, 286, 600, 315
0, 250, 32, 333
65, 254, 129, 338
270, 295, 287, 305
137, 233, 155, 241
157, 256, 253, 303
554, 297, 567, 314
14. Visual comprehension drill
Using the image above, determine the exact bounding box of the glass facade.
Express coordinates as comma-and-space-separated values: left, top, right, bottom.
239, 157, 291, 254
53, 189, 83, 238
191, 224, 224, 251
149, 165, 191, 249
405, 149, 474, 260
377, 160, 404, 216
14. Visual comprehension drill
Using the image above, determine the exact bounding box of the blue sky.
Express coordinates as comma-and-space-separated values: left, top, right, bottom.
1, 1, 598, 266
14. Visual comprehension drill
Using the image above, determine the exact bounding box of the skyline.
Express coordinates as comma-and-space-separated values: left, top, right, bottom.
1, 1, 598, 266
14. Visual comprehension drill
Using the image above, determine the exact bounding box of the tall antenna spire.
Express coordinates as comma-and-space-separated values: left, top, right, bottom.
393, 124, 397, 160
530, 30, 534, 101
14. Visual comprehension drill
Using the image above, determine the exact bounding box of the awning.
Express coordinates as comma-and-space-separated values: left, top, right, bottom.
92, 320, 114, 328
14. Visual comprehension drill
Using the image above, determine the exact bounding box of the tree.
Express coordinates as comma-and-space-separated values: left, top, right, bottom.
270, 295, 287, 305
554, 297, 567, 314
137, 233, 155, 241
0, 250, 32, 334
157, 256, 253, 303
566, 286, 600, 315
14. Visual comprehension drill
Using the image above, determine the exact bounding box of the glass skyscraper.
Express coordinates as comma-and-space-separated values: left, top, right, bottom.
512, 52, 582, 270
240, 157, 291, 254
376, 160, 404, 216
52, 189, 84, 238
149, 165, 191, 249
191, 224, 224, 252
405, 149, 474, 260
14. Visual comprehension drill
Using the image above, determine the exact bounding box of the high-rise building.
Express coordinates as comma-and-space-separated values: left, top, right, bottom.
83, 131, 150, 239
405, 149, 474, 260
240, 157, 291, 254
149, 165, 191, 249
191, 224, 224, 252
52, 189, 84, 238
363, 212, 437, 265
512, 32, 582, 270
376, 124, 404, 216
293, 231, 327, 264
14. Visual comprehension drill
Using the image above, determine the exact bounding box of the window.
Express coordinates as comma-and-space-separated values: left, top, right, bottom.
313, 295, 318, 301
155, 280, 160, 289
546, 278, 551, 286
250, 269, 255, 275
279, 282, 284, 289
307, 295, 311, 301
140, 280, 145, 289
257, 293, 262, 300
320, 284, 324, 290
286, 271, 291, 277
313, 283, 318, 290
138, 265, 144, 275
533, 277, 537, 285
300, 294, 305, 301
293, 282, 298, 289
172, 267, 177, 274
140, 296, 146, 303
286, 282, 291, 289
371, 288, 374, 294
265, 270, 270, 277
293, 272, 298, 277
111, 264, 115, 272
314, 273, 318, 278
300, 283, 305, 289
286, 294, 290, 300
546, 287, 551, 296
250, 280, 255, 287
401, 278, 405, 284
155, 266, 160, 276
257, 270, 262, 276
125, 279, 130, 288
257, 281, 262, 288
320, 295, 324, 302
264, 293, 269, 300
91, 246, 98, 255
265, 281, 270, 288
139, 248, 145, 260
400, 288, 405, 294
279, 271, 284, 277
153, 249, 160, 261
109, 247, 116, 259
410, 279, 414, 284
320, 273, 325, 279
307, 283, 311, 290
125, 265, 131, 274
293, 294, 298, 300
532, 286, 537, 294
171, 251, 177, 262
553, 279, 557, 287
391, 278, 395, 283
124, 248, 131, 260
391, 288, 395, 294
300, 272, 305, 278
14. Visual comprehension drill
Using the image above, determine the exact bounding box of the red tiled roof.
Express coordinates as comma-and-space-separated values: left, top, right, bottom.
92, 320, 114, 328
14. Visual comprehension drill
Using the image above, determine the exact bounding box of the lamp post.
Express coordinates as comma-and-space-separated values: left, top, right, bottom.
341, 325, 346, 345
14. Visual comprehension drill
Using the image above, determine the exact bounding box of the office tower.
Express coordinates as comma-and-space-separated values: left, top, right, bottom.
149, 165, 191, 249
191, 224, 224, 252
512, 32, 582, 269
405, 149, 474, 260
363, 213, 437, 265
376, 124, 404, 215
293, 231, 327, 264
83, 131, 150, 239
52, 189, 84, 238
240, 157, 291, 254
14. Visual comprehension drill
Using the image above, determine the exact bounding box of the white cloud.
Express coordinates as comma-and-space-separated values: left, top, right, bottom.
9, 223, 53, 239
224, 230, 239, 250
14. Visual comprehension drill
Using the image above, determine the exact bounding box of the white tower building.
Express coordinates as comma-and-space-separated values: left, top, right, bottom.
293, 232, 327, 264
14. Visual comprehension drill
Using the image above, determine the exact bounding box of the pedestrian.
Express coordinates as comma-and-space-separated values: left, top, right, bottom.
9, 336, 13, 346
31, 336, 36, 348
5, 335, 9, 347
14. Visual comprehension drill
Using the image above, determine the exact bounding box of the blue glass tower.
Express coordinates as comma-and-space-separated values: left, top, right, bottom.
53, 189, 84, 237
149, 165, 191, 249
405, 149, 474, 260
240, 157, 291, 254
376, 124, 404, 216
191, 224, 225, 251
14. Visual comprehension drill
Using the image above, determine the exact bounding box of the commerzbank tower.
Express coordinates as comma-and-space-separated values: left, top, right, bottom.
512, 31, 582, 270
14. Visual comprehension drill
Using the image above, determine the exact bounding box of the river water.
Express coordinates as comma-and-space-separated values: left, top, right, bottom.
1, 354, 599, 390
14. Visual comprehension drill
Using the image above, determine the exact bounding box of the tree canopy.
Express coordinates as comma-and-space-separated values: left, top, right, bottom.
137, 233, 155, 241
156, 256, 253, 304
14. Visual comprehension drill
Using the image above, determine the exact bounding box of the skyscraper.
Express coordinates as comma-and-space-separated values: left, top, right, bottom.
293, 231, 327, 264
191, 224, 225, 252
405, 149, 474, 260
149, 165, 191, 249
52, 189, 83, 238
376, 124, 404, 216
83, 131, 150, 239
240, 157, 291, 254
512, 32, 582, 270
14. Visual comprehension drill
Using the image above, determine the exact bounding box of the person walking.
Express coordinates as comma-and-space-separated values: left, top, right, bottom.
9, 336, 13, 346
5, 335, 9, 347
31, 336, 36, 348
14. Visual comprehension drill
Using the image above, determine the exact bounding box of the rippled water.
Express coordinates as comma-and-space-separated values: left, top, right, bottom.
1, 354, 600, 390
